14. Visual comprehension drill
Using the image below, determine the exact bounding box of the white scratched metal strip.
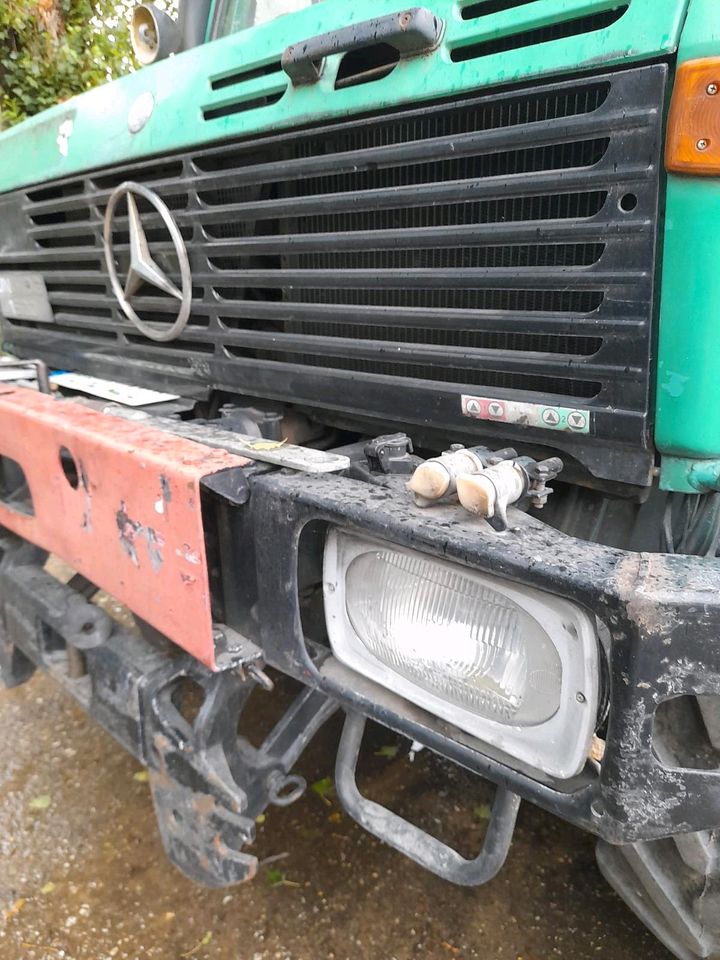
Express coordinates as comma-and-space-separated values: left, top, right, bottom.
110, 407, 351, 474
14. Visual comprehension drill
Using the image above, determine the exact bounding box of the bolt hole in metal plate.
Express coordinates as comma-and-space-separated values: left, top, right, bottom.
59, 445, 80, 489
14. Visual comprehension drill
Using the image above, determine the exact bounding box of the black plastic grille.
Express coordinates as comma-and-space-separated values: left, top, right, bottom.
0, 64, 666, 485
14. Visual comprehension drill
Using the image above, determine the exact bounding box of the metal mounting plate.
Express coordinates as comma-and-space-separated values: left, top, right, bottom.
0, 387, 249, 669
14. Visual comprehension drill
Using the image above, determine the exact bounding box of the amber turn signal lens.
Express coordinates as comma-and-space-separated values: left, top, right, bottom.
666, 58, 720, 175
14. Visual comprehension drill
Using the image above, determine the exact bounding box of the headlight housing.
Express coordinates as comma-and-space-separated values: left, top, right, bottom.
323, 530, 599, 779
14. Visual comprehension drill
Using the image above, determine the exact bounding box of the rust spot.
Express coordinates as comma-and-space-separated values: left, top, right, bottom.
116, 501, 141, 566
616, 554, 678, 636
155, 474, 173, 516
78, 459, 90, 492
176, 543, 201, 566
146, 527, 165, 572
115, 504, 165, 570
79, 459, 93, 532
192, 794, 217, 817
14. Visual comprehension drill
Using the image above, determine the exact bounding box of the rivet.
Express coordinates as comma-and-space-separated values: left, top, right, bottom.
576, 692, 587, 704
697, 138, 710, 151
707, 83, 719, 96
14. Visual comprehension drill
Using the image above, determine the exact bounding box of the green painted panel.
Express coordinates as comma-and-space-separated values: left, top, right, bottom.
0, 0, 688, 194
661, 456, 720, 494
656, 0, 720, 489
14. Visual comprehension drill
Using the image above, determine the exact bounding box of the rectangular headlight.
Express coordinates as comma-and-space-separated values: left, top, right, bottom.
323, 529, 599, 780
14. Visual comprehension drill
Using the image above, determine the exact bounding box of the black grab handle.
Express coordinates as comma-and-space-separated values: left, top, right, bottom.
281, 7, 444, 85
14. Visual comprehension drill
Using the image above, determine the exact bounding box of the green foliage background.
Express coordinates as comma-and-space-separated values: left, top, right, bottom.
0, 1, 147, 129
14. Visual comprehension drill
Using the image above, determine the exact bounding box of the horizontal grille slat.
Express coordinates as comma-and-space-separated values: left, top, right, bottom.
213, 300, 640, 335
149, 218, 641, 255
217, 329, 619, 374
224, 348, 604, 399
200, 269, 627, 290
24, 165, 653, 243
1, 64, 666, 486
6, 313, 605, 361
39, 293, 642, 336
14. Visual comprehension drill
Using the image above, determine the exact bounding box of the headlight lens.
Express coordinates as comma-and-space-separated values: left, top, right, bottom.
324, 530, 599, 780
345, 549, 562, 726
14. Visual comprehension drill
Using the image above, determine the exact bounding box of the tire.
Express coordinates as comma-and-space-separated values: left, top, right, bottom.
597, 696, 720, 959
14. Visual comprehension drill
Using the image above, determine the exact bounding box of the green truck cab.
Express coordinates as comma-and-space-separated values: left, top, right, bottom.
1, 2, 720, 956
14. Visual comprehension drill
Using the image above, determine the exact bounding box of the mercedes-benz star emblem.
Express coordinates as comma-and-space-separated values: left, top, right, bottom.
103, 180, 192, 343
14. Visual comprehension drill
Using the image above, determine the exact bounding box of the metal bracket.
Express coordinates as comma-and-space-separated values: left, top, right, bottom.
0, 357, 50, 393
0, 387, 249, 669
364, 433, 420, 475
335, 711, 521, 887
521, 456, 565, 510
143, 657, 338, 886
0, 532, 340, 888
107, 406, 351, 474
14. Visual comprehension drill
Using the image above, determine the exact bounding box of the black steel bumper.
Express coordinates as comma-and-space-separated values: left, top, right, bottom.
2, 464, 720, 883
247, 468, 720, 845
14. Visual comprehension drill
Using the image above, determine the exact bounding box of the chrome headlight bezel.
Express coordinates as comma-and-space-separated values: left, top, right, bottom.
323, 529, 600, 780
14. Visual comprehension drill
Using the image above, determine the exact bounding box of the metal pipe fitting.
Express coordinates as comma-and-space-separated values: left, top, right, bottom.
407, 448, 485, 505
456, 460, 527, 521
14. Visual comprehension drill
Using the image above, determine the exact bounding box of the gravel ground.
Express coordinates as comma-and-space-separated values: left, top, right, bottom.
0, 665, 674, 960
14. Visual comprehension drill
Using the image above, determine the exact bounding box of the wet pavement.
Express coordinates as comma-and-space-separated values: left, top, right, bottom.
0, 671, 670, 960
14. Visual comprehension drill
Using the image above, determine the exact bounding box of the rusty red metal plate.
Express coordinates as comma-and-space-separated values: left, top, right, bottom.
0, 387, 249, 670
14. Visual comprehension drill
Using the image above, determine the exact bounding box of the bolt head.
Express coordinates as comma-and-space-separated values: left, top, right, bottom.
697, 138, 710, 151
708, 82, 719, 96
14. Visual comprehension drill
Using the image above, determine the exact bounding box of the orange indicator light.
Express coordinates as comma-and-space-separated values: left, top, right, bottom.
666, 57, 720, 176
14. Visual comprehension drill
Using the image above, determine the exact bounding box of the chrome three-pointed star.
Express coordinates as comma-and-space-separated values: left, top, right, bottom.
123, 193, 182, 301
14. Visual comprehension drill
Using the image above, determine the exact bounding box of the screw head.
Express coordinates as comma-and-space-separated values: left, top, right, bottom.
708, 82, 719, 96
697, 138, 710, 151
